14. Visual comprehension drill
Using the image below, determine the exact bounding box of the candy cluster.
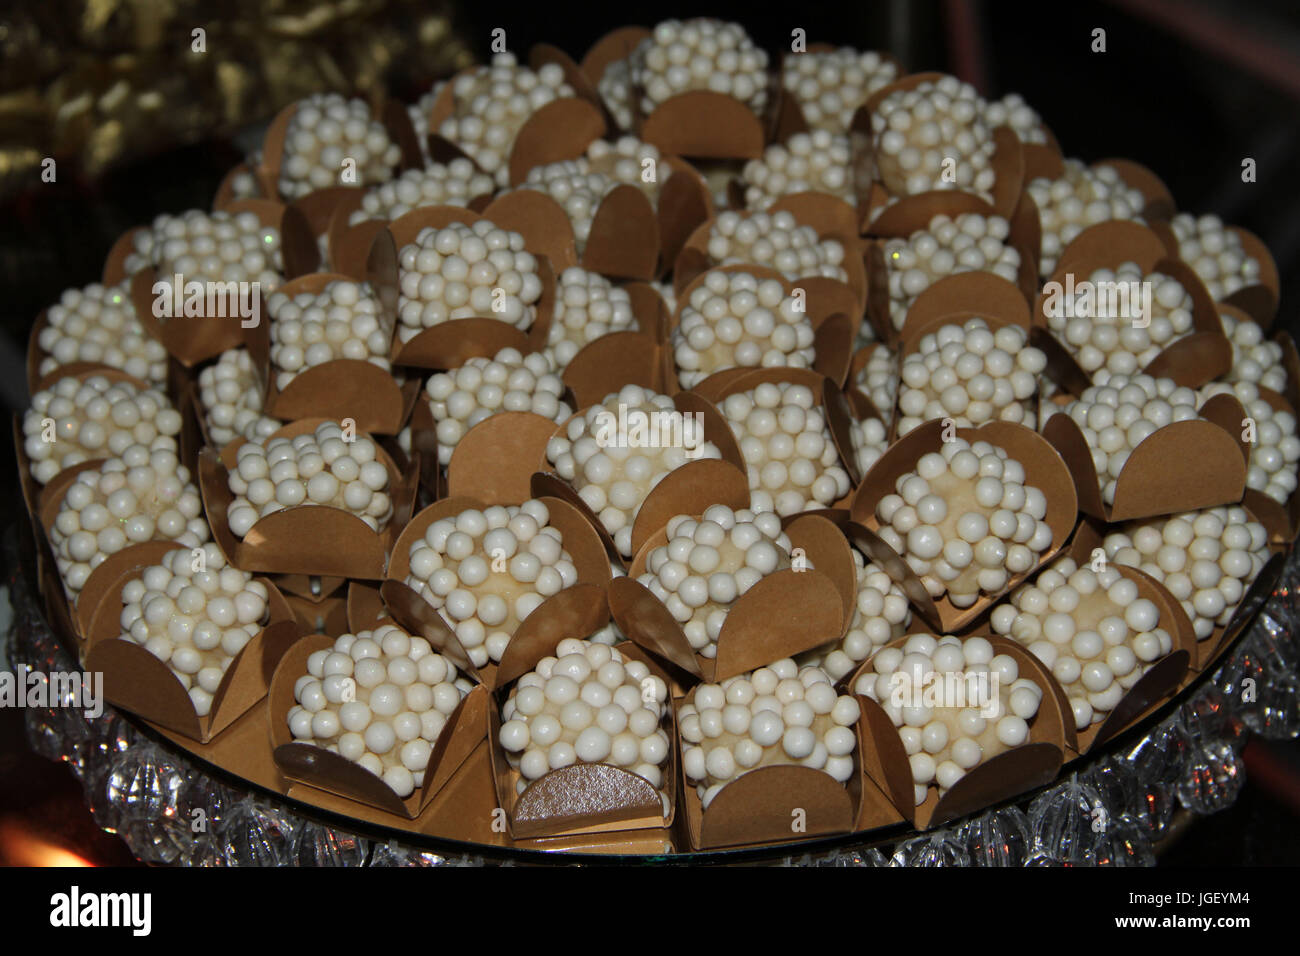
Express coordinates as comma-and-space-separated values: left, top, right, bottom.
267, 279, 391, 391
38, 282, 169, 386
992, 556, 1173, 729
740, 131, 854, 210
51, 444, 209, 594
854, 634, 1043, 804
1026, 161, 1146, 278
397, 220, 542, 340
125, 209, 283, 290
423, 347, 570, 465
196, 348, 280, 448
225, 421, 393, 537
706, 211, 848, 282
404, 500, 579, 666
719, 381, 852, 514
278, 94, 402, 199
348, 160, 495, 225
982, 93, 1048, 145
781, 47, 899, 133
1200, 381, 1300, 506
24, 375, 182, 484
632, 18, 770, 118
672, 270, 816, 388
849, 415, 890, 477
546, 384, 723, 557
680, 659, 861, 808
1104, 507, 1270, 640
119, 544, 270, 717
1168, 213, 1262, 302
1220, 311, 1286, 392
287, 625, 471, 797
637, 506, 793, 659
875, 438, 1054, 607
856, 344, 899, 423
805, 549, 911, 680
545, 267, 638, 369
897, 318, 1044, 435
500, 639, 671, 793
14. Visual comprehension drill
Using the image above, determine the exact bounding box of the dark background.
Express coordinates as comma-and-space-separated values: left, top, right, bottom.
2, 0, 1299, 865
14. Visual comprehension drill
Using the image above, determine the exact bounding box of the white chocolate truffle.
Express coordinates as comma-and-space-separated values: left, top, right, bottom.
883, 213, 1020, 331
501, 638, 670, 794
897, 318, 1044, 436
637, 506, 794, 659
1045, 263, 1193, 377
1027, 160, 1145, 278
632, 18, 769, 118
278, 93, 402, 199
781, 47, 899, 133
982, 92, 1049, 145
50, 443, 209, 596
396, 219, 542, 339
124, 208, 284, 292
991, 555, 1173, 730
870, 76, 997, 203
803, 549, 911, 679
719, 381, 851, 514
267, 279, 392, 391
875, 438, 1054, 608
119, 544, 270, 717
740, 131, 854, 210
544, 267, 638, 370
1200, 381, 1300, 506
437, 53, 575, 187
672, 270, 816, 388
405, 500, 579, 667
1056, 373, 1200, 505
706, 210, 848, 282
854, 633, 1042, 802
1169, 213, 1262, 302
23, 375, 182, 484
197, 348, 281, 448
424, 347, 570, 465
1220, 310, 1286, 393
546, 384, 722, 557
1105, 506, 1270, 641
680, 658, 859, 807
37, 281, 169, 386
225, 420, 393, 536
287, 624, 471, 797
348, 160, 495, 225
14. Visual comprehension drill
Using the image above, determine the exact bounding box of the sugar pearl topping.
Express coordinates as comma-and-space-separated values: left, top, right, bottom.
52, 444, 209, 595
267, 279, 391, 391
438, 53, 575, 187
637, 505, 793, 659
119, 543, 270, 717
424, 347, 570, 465
125, 209, 283, 290
405, 500, 579, 667
673, 270, 816, 388
545, 267, 637, 370
720, 381, 851, 515
632, 18, 769, 117
740, 131, 854, 210
1045, 263, 1193, 377
875, 438, 1054, 607
898, 318, 1044, 436
781, 47, 899, 133
1104, 507, 1270, 641
1220, 311, 1286, 392
288, 625, 472, 798
24, 375, 182, 485
397, 219, 542, 339
278, 93, 402, 199
706, 210, 847, 282
225, 421, 393, 537
597, 56, 636, 131
1200, 381, 1300, 506
1027, 160, 1145, 278
849, 416, 890, 478
871, 76, 997, 202
1169, 213, 1262, 302
856, 344, 899, 425
884, 213, 1020, 331
197, 348, 280, 448
854, 633, 1042, 804
348, 160, 496, 225
992, 555, 1172, 730
500, 639, 670, 794
38, 281, 168, 386
982, 92, 1048, 145
680, 658, 860, 808
546, 384, 723, 558
1056, 373, 1200, 505
406, 81, 446, 165
803, 548, 911, 680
